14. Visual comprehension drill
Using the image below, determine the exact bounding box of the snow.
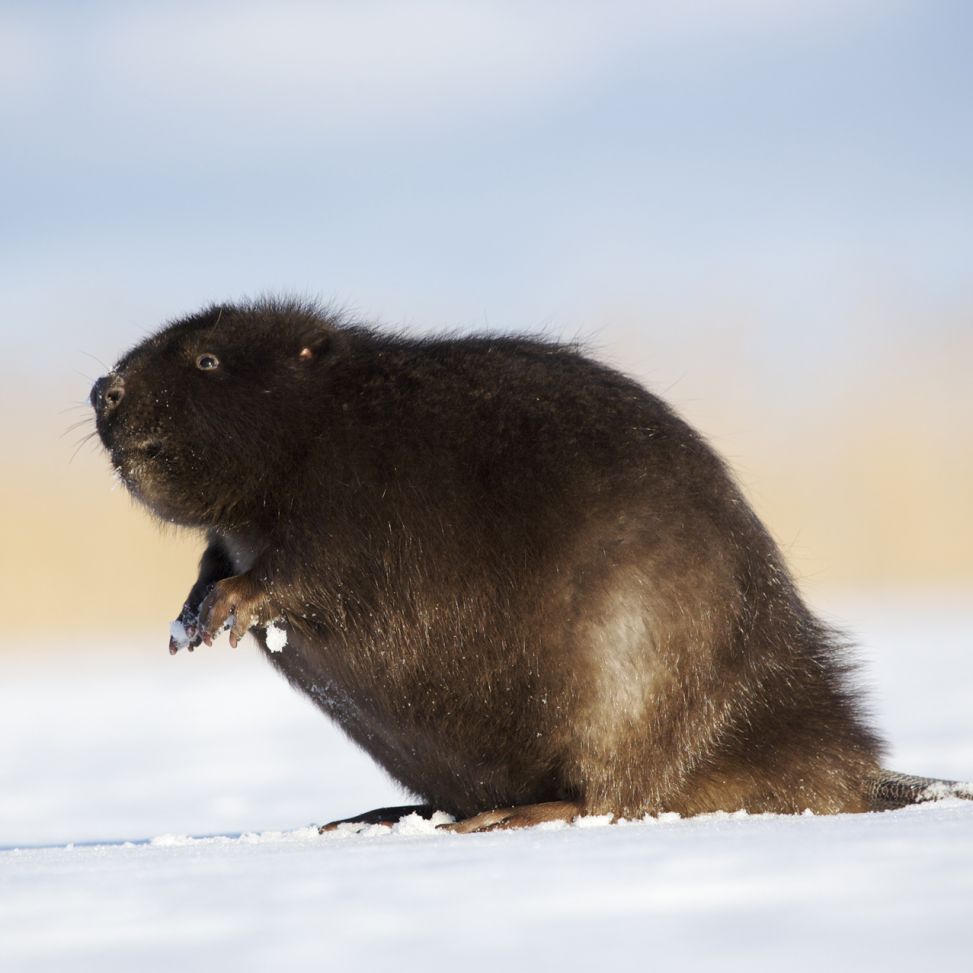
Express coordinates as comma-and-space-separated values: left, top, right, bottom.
264, 620, 288, 653
168, 617, 193, 651
2, 596, 972, 971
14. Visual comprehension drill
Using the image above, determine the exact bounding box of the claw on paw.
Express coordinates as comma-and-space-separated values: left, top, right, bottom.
197, 573, 271, 647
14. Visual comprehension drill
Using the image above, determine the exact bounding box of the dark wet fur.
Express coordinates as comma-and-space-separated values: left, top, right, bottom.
91, 299, 963, 819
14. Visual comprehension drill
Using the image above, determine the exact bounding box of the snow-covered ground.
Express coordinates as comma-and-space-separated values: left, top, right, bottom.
2, 595, 972, 971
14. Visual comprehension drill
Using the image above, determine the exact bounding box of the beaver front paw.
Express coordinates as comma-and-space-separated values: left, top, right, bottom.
169, 580, 219, 655
169, 604, 203, 655
198, 574, 272, 648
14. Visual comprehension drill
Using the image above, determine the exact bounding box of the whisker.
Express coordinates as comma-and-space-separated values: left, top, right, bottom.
61, 417, 94, 438
70, 429, 98, 448
69, 430, 99, 463
80, 350, 111, 372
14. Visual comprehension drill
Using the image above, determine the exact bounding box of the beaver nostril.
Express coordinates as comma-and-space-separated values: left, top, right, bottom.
92, 375, 125, 414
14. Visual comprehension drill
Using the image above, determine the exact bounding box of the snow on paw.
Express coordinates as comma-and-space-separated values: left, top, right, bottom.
168, 617, 197, 655
169, 602, 203, 654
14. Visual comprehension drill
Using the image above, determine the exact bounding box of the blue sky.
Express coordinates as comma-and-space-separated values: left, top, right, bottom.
2, 1, 971, 383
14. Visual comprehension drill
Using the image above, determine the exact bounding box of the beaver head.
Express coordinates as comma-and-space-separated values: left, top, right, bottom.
91, 300, 342, 529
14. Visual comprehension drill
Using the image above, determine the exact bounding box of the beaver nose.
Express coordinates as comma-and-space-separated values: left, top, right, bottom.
91, 374, 125, 415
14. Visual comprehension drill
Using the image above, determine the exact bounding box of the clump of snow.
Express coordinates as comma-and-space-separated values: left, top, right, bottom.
264, 620, 288, 653
921, 779, 973, 801
396, 809, 454, 833
168, 618, 193, 651
573, 813, 614, 829
150, 832, 201, 848
328, 811, 455, 839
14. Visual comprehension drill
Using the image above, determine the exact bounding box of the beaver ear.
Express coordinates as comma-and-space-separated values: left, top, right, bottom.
296, 329, 343, 363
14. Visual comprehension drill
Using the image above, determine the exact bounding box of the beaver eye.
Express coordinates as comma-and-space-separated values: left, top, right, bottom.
196, 353, 220, 371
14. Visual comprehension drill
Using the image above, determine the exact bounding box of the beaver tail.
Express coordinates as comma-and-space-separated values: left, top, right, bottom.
866, 770, 973, 811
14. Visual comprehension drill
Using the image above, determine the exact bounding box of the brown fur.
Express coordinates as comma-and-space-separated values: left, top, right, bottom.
92, 299, 895, 824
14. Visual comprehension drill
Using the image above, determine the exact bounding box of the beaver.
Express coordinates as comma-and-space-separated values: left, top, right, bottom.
90, 299, 971, 831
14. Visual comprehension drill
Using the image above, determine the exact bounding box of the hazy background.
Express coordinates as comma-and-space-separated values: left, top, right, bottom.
2, 0, 971, 645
